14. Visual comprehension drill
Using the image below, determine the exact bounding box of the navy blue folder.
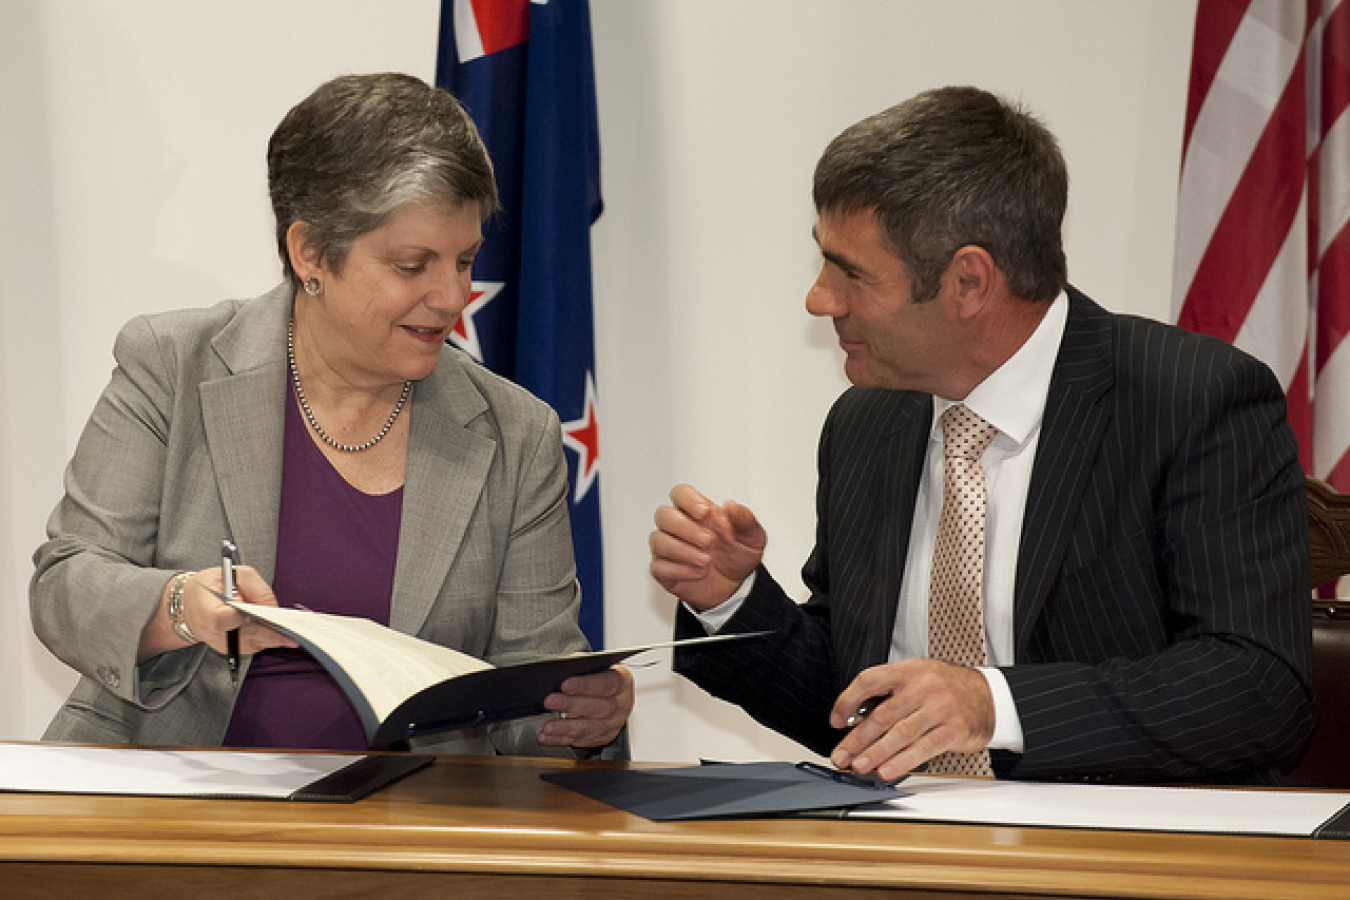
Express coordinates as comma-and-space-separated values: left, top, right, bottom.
542, 761, 905, 820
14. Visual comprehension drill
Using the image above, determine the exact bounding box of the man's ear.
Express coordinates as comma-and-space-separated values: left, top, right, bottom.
948, 245, 998, 319
285, 221, 322, 282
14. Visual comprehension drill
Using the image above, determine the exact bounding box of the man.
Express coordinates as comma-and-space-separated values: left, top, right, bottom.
650, 86, 1313, 785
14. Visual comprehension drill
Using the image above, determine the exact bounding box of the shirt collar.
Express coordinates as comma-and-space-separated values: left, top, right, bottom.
932, 290, 1068, 447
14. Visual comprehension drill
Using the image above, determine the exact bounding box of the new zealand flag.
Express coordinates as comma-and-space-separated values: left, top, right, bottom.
436, 0, 605, 646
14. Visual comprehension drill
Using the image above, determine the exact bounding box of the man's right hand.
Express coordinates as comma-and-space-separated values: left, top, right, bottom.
649, 484, 766, 611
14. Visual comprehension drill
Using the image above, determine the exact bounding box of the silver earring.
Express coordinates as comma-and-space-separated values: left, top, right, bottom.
303, 276, 322, 296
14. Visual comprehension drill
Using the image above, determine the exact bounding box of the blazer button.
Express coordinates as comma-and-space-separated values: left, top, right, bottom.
98, 665, 121, 689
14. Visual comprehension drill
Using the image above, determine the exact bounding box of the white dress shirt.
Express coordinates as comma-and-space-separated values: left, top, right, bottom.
695, 292, 1069, 755
901, 293, 1066, 750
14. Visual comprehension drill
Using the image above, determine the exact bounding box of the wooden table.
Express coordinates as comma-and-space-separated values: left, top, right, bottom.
1, 753, 1347, 900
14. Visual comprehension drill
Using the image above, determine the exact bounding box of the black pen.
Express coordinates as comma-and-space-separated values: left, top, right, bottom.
223, 539, 241, 686
844, 695, 888, 728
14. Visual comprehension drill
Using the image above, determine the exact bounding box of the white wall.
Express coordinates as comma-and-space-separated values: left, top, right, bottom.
0, 0, 1198, 764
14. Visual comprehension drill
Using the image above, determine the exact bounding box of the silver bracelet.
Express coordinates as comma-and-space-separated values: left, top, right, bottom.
166, 571, 198, 645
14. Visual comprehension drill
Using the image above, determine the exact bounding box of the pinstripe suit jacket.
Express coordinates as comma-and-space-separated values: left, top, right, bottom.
32, 284, 594, 757
676, 287, 1314, 784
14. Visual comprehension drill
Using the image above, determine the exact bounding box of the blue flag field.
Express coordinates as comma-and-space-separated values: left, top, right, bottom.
435, 0, 605, 646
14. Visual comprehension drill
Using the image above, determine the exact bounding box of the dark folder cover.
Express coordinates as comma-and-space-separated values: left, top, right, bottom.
542, 761, 904, 820
290, 753, 433, 802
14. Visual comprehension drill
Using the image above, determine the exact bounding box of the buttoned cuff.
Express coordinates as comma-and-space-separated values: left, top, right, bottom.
979, 666, 1025, 752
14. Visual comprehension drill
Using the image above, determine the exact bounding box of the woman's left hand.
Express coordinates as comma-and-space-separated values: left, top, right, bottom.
538, 665, 635, 749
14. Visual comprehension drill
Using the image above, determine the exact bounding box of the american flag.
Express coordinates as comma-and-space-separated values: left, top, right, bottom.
436, 0, 606, 645
1172, 0, 1350, 488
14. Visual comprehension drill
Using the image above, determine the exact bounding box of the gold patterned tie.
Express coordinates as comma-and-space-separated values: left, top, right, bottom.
926, 404, 997, 777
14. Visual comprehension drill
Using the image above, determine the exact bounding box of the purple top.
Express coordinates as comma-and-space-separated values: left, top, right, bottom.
223, 388, 403, 750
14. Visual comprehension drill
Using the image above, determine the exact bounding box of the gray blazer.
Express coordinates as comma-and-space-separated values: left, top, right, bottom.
32, 284, 591, 756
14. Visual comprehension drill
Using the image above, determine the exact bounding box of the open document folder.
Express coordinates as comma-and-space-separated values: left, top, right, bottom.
227, 597, 765, 748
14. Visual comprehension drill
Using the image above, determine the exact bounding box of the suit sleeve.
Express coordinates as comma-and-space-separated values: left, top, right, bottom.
474, 403, 604, 758
673, 404, 849, 758
1001, 343, 1314, 783
30, 315, 206, 711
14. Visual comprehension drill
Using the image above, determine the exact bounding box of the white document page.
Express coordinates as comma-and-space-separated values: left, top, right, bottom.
851, 775, 1350, 837
0, 743, 358, 798
230, 602, 493, 723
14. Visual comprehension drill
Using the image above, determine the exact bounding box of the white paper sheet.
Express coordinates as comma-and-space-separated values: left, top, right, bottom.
850, 774, 1350, 837
0, 743, 359, 799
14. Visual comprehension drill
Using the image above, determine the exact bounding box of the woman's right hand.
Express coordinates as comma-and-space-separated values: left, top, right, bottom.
138, 566, 297, 662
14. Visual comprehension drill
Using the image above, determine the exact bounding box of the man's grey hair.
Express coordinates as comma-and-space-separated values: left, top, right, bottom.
813, 85, 1068, 303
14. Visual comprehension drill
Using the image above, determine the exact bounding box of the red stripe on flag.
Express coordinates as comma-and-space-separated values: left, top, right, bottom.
1177, 49, 1309, 343
1318, 225, 1350, 373
1314, 5, 1350, 381
1311, 4, 1350, 294
1325, 1, 1350, 128
468, 0, 529, 56
1177, 1, 1350, 490
1183, 0, 1255, 155
1315, 3, 1350, 492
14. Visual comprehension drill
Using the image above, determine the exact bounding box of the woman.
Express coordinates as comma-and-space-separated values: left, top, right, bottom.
30, 73, 632, 756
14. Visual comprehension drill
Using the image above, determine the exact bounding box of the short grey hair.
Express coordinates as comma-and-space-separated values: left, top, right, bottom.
267, 72, 499, 291
812, 86, 1068, 303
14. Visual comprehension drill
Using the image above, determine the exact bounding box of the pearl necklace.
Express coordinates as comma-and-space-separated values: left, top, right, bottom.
288, 320, 412, 453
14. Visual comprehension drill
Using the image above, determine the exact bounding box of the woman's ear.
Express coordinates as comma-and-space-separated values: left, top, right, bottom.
284, 221, 322, 282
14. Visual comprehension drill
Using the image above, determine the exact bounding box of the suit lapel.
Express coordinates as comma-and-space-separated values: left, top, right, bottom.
388, 353, 495, 635
199, 286, 292, 581
875, 396, 931, 660
1013, 288, 1115, 654
828, 390, 930, 682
